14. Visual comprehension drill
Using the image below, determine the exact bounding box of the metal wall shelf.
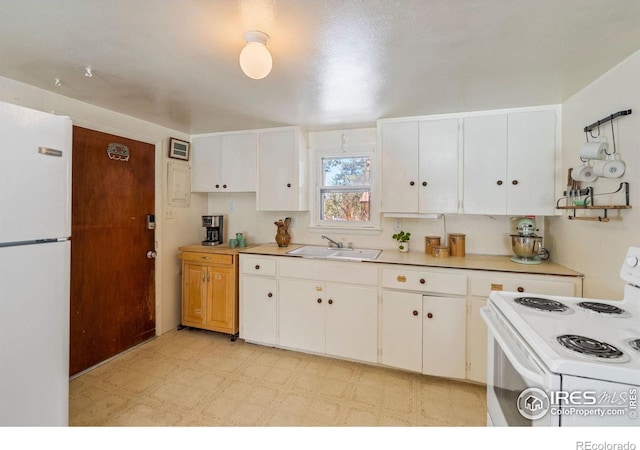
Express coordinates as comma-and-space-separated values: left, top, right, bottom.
555, 182, 630, 222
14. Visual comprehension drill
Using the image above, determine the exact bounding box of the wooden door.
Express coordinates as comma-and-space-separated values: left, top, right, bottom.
70, 126, 155, 376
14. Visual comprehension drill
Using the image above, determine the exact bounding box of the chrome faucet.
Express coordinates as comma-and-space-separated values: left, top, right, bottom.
321, 234, 343, 248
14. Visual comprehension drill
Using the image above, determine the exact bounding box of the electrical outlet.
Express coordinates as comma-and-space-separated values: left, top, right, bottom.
290, 217, 296, 227
164, 208, 174, 219
394, 220, 402, 231
228, 201, 235, 212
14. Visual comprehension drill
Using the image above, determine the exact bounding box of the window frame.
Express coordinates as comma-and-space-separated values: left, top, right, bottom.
311, 145, 380, 230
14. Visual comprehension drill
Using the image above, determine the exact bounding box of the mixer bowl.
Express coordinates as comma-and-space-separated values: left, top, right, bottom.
511, 235, 542, 259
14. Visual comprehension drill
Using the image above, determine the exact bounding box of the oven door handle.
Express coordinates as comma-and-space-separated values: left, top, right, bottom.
481, 307, 548, 387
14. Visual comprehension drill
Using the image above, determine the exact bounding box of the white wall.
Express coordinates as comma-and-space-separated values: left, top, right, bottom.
0, 76, 207, 335
547, 50, 640, 299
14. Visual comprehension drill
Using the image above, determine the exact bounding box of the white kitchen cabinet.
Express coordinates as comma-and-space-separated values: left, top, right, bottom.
324, 283, 378, 363
257, 127, 308, 211
241, 276, 277, 346
466, 298, 488, 384
239, 255, 278, 345
380, 119, 459, 214
380, 290, 422, 372
191, 132, 257, 192
381, 290, 423, 373
464, 269, 582, 384
422, 295, 467, 379
279, 279, 378, 363
463, 109, 557, 215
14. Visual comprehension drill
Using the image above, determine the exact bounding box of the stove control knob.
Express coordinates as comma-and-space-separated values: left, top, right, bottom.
626, 256, 639, 268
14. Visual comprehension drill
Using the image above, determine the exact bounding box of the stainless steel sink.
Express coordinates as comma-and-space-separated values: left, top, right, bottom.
286, 245, 381, 261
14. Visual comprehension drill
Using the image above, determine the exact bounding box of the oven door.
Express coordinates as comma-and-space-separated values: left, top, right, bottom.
481, 304, 561, 426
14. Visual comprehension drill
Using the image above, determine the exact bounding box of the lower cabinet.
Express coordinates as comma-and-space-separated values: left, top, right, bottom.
279, 279, 378, 363
466, 297, 488, 384
180, 251, 238, 337
381, 290, 466, 379
241, 276, 277, 345
422, 295, 466, 379
239, 255, 278, 345
238, 252, 583, 385
381, 290, 423, 372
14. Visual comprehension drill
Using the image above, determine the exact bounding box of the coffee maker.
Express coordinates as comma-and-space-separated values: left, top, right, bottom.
202, 215, 223, 246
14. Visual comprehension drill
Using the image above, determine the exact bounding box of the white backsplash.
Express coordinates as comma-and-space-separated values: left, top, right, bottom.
205, 192, 547, 257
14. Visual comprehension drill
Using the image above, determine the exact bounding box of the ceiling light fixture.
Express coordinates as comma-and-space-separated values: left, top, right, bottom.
239, 30, 272, 80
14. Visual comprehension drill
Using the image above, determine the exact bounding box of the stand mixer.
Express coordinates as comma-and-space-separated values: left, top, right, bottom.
510, 217, 543, 264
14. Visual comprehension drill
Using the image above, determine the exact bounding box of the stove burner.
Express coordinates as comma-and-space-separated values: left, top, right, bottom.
628, 339, 640, 353
577, 301, 630, 317
514, 296, 570, 313
557, 334, 624, 360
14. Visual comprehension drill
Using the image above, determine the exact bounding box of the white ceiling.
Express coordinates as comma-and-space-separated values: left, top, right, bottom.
0, 0, 638, 134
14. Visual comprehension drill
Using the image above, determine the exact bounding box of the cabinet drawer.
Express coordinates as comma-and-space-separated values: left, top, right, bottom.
382, 267, 467, 296
181, 252, 233, 266
241, 256, 277, 276
469, 272, 577, 297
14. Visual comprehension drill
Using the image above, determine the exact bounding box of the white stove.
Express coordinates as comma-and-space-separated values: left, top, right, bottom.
482, 246, 640, 427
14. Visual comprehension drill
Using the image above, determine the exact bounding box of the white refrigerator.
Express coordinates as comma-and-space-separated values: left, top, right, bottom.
0, 101, 72, 426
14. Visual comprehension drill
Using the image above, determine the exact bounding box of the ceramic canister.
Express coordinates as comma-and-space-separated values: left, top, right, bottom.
425, 236, 441, 255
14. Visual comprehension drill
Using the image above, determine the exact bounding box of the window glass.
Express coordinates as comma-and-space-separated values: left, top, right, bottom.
320, 156, 371, 223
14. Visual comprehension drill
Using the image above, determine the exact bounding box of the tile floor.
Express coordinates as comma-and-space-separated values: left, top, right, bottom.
69, 328, 487, 426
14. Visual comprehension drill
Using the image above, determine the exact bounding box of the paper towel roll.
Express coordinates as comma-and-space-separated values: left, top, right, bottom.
580, 142, 608, 159
593, 159, 625, 178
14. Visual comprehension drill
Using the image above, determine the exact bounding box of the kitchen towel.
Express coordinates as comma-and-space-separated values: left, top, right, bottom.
579, 142, 608, 160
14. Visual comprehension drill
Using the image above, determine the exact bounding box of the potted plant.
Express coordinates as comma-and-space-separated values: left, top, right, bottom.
392, 231, 411, 252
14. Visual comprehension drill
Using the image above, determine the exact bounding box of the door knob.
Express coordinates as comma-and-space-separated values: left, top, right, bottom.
146, 251, 157, 259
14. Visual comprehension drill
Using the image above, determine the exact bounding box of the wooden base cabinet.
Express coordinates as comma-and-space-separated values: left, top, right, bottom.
180, 251, 239, 338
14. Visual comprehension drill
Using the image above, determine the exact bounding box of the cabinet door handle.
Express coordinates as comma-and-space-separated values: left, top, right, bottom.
412, 310, 419, 316
497, 180, 503, 186
255, 264, 260, 270
267, 292, 273, 298
419, 278, 426, 284
512, 180, 518, 185
427, 312, 433, 319
215, 184, 220, 189
397, 275, 407, 283
409, 181, 415, 186
422, 181, 427, 187
317, 298, 322, 304
286, 183, 292, 188
328, 299, 333, 305
223, 184, 227, 189
517, 286, 525, 293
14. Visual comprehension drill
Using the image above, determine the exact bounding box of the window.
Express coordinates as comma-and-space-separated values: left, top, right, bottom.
314, 148, 378, 229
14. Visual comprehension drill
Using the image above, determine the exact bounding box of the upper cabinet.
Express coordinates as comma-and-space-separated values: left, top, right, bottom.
256, 127, 308, 211
463, 109, 557, 215
380, 118, 460, 214
191, 132, 257, 193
